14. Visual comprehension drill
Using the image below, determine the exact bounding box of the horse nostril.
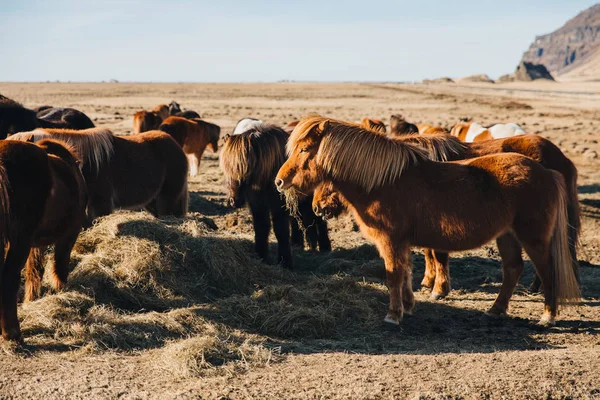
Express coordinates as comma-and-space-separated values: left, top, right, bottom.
275, 179, 284, 189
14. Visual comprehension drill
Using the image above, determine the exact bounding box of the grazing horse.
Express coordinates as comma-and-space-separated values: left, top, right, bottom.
132, 104, 170, 134
220, 123, 330, 268
0, 139, 87, 342
9, 128, 188, 224
233, 117, 263, 135
451, 122, 526, 142
159, 116, 220, 176
36, 107, 95, 130
276, 115, 580, 326
389, 114, 419, 136
360, 118, 386, 134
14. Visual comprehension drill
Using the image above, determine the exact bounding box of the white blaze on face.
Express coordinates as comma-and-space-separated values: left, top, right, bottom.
488, 123, 526, 139
233, 118, 263, 135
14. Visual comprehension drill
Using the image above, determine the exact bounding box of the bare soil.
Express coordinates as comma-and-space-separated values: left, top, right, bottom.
0, 82, 599, 399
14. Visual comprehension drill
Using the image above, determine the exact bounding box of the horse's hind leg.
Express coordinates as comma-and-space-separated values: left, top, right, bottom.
520, 241, 556, 325
24, 247, 45, 303
402, 261, 415, 315
316, 218, 331, 253
1, 238, 32, 341
50, 232, 79, 293
269, 191, 293, 268
248, 192, 272, 264
290, 217, 304, 249
421, 248, 437, 290
486, 233, 524, 317
430, 250, 451, 300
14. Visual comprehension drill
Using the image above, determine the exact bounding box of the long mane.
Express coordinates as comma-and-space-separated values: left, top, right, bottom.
397, 134, 467, 161
290, 115, 429, 192
9, 127, 114, 172
220, 123, 287, 189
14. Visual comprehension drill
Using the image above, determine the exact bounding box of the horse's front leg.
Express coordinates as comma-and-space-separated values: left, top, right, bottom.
380, 241, 411, 326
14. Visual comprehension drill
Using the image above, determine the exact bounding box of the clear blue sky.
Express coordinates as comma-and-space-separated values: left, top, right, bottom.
0, 0, 597, 82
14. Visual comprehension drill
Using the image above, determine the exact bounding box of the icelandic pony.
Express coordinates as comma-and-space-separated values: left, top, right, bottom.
389, 114, 418, 136
9, 128, 188, 224
312, 131, 581, 299
159, 116, 220, 176
360, 118, 386, 134
220, 123, 330, 267
451, 122, 526, 142
132, 104, 170, 134
233, 117, 263, 135
285, 120, 299, 134
36, 107, 95, 129
276, 115, 580, 326
416, 124, 449, 135
0, 139, 87, 342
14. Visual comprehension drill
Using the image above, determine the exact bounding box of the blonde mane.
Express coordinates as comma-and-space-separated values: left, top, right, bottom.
9, 127, 114, 172
290, 115, 429, 192
397, 134, 467, 162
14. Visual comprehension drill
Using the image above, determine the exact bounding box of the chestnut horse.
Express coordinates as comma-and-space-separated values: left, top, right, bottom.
451, 122, 526, 142
277, 116, 579, 326
0, 97, 93, 139
360, 118, 386, 134
389, 114, 419, 136
311, 131, 580, 299
220, 123, 330, 268
132, 104, 170, 134
159, 116, 220, 176
10, 128, 188, 224
0, 139, 87, 342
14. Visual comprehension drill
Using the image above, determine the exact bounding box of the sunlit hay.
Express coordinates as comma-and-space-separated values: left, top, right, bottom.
282, 187, 302, 224
215, 276, 388, 338
157, 329, 279, 378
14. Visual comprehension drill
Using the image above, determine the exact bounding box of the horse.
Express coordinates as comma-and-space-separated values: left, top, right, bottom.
451, 122, 526, 142
132, 104, 170, 134
220, 123, 330, 268
159, 116, 220, 176
9, 128, 188, 224
0, 97, 93, 139
389, 114, 419, 136
311, 130, 580, 299
0, 139, 87, 342
276, 115, 580, 327
233, 117, 263, 135
416, 124, 449, 135
360, 118, 386, 134
285, 120, 299, 134
36, 107, 95, 130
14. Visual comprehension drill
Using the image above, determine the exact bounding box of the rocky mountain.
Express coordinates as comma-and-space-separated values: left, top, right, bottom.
521, 3, 600, 80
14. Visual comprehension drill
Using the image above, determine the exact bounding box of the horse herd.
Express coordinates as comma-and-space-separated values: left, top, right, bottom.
0, 94, 582, 343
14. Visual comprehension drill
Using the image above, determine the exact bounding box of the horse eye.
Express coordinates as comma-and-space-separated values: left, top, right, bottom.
300, 148, 308, 153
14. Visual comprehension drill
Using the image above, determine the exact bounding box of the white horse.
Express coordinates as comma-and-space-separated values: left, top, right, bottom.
233, 117, 263, 135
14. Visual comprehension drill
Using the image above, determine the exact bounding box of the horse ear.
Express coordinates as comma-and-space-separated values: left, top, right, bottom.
318, 120, 330, 133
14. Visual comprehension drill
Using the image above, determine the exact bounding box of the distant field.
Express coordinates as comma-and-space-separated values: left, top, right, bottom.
0, 82, 599, 399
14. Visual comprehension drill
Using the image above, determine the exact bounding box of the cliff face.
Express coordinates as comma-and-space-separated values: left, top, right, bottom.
521, 3, 600, 80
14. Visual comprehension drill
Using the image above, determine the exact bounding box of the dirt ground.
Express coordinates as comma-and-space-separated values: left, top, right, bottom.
0, 81, 599, 399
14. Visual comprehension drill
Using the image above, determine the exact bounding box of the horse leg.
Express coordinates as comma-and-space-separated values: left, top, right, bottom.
290, 217, 304, 249
187, 154, 198, 177
402, 261, 415, 315
486, 233, 524, 317
421, 248, 436, 290
530, 276, 542, 293
1, 238, 32, 341
431, 251, 451, 300
50, 232, 79, 293
316, 217, 332, 253
520, 241, 556, 325
380, 241, 410, 326
299, 197, 318, 251
269, 191, 293, 268
193, 149, 205, 177
248, 193, 271, 263
24, 247, 45, 303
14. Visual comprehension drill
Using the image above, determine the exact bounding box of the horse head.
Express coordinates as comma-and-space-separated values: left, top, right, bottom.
312, 181, 346, 220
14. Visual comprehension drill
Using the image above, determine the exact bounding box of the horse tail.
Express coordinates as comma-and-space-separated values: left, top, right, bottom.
0, 164, 10, 276
550, 171, 581, 305
563, 158, 581, 285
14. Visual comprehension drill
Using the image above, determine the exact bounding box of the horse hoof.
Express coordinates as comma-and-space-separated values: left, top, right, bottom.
383, 313, 401, 326
429, 291, 447, 301
420, 281, 433, 290
538, 315, 556, 327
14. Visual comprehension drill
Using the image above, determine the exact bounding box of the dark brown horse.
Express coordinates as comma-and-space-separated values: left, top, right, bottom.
159, 116, 220, 176
0, 139, 87, 342
36, 107, 95, 129
10, 128, 188, 224
389, 114, 419, 136
220, 123, 330, 268
277, 115, 579, 327
168, 101, 201, 119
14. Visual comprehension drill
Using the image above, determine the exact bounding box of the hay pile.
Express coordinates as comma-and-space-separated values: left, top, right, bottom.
18, 210, 388, 375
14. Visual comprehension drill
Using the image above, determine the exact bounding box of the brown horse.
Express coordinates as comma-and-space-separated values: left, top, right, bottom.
159, 116, 220, 176
132, 104, 170, 134
220, 123, 330, 268
311, 131, 580, 299
277, 115, 579, 327
0, 139, 87, 342
360, 118, 386, 134
389, 114, 419, 136
9, 128, 188, 224
416, 124, 449, 135
36, 107, 95, 130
